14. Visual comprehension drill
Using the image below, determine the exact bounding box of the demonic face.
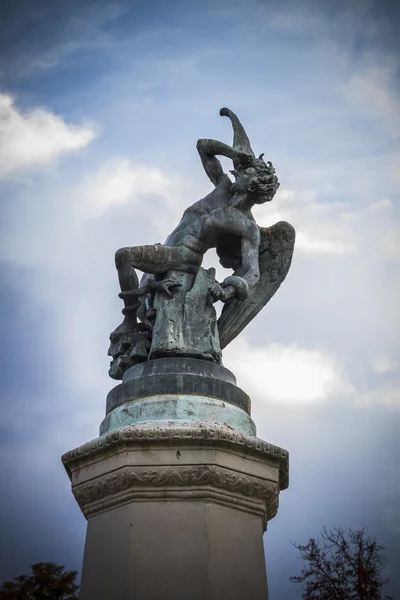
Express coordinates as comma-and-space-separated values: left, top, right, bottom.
231, 158, 280, 205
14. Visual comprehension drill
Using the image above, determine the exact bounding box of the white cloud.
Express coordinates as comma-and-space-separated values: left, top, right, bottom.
371, 199, 393, 209
3, 146, 397, 410
224, 340, 400, 410
295, 231, 350, 255
0, 94, 96, 179
371, 354, 399, 374
380, 227, 400, 261
0, 156, 186, 397
256, 188, 356, 256
344, 67, 400, 138
348, 200, 400, 263
75, 158, 183, 221
255, 182, 399, 267
358, 386, 400, 409
223, 339, 354, 405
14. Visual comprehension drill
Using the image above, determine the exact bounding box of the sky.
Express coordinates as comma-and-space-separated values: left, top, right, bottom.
0, 0, 399, 597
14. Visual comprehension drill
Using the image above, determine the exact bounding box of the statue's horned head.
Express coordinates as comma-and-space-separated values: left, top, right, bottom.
220, 107, 280, 204
231, 155, 280, 204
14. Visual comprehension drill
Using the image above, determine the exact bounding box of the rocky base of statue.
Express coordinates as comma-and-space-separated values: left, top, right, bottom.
108, 266, 223, 380
150, 267, 222, 362
62, 421, 288, 600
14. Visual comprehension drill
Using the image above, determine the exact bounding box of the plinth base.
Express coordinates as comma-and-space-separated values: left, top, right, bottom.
101, 357, 256, 437
63, 421, 288, 600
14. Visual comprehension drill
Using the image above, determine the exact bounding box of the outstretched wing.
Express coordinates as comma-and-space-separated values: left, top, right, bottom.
217, 221, 295, 349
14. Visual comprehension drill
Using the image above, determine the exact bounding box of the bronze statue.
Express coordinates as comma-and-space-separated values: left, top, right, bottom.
108, 108, 295, 379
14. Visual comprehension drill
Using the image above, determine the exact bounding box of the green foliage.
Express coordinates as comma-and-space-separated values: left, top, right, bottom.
290, 526, 391, 600
0, 562, 79, 600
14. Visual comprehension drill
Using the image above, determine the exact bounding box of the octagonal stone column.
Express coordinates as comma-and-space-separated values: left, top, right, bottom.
63, 421, 288, 600
63, 358, 289, 599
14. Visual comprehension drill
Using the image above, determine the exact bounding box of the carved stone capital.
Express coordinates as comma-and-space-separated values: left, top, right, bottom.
73, 464, 279, 523
63, 421, 288, 529
63, 421, 288, 487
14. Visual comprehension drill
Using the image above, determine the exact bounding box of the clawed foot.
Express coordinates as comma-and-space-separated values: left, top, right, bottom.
119, 279, 181, 300
149, 277, 181, 298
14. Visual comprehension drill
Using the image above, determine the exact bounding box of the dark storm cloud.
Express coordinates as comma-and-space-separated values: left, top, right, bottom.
0, 0, 200, 86
0, 262, 74, 453
259, 404, 400, 598
0, 0, 84, 66
0, 447, 85, 583
3, 0, 397, 83
0, 0, 124, 87
0, 264, 57, 400
0, 264, 86, 580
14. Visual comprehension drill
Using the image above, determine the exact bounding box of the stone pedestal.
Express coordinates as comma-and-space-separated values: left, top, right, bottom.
62, 359, 289, 600
101, 357, 255, 437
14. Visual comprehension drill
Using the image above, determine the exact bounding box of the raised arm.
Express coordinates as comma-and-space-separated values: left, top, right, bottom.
196, 138, 250, 187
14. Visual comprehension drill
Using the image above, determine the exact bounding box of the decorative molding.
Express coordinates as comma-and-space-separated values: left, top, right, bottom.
81, 489, 270, 523
62, 422, 289, 490
73, 465, 279, 521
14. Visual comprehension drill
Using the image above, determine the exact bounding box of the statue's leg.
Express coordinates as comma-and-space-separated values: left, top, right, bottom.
108, 252, 142, 346
117, 254, 140, 295
115, 244, 201, 277
112, 253, 141, 328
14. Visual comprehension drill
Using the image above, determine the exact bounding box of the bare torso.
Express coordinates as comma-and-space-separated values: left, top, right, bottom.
165, 176, 257, 260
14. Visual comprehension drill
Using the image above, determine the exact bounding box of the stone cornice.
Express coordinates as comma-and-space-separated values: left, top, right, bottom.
73, 464, 279, 523
62, 422, 289, 490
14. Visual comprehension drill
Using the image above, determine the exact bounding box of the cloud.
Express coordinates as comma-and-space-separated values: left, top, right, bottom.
0, 3, 400, 597
371, 353, 399, 374
359, 386, 400, 409
223, 339, 354, 405
75, 157, 184, 221
380, 226, 400, 261
256, 188, 356, 256
2, 143, 397, 412
371, 199, 393, 209
0, 155, 187, 404
219, 300, 398, 413
0, 94, 96, 179
255, 179, 399, 269
384, 504, 400, 535
344, 66, 400, 139
295, 231, 349, 255
1, 3, 129, 79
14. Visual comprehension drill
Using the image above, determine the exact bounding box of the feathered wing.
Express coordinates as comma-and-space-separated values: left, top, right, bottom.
217, 221, 295, 349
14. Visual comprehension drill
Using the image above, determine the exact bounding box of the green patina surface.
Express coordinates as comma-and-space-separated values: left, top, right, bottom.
100, 394, 256, 437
